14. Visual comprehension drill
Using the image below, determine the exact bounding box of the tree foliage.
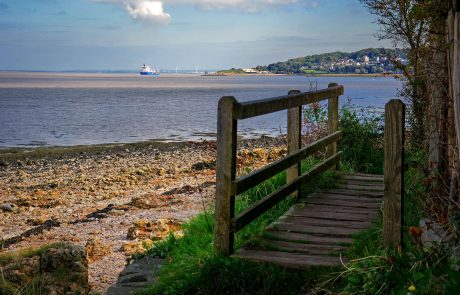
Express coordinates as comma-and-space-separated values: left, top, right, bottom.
256, 48, 406, 74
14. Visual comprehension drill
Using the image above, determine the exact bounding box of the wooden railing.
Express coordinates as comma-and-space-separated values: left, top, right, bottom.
214, 83, 344, 255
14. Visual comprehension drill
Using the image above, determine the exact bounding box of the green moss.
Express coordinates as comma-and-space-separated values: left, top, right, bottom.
0, 243, 66, 266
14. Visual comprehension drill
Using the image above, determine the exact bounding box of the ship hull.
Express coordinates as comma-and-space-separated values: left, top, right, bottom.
140, 72, 160, 76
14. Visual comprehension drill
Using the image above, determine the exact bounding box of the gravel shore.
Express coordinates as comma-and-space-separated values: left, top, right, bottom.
0, 137, 286, 293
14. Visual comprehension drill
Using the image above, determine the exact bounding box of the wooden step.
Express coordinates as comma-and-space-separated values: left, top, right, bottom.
319, 188, 383, 198
268, 240, 349, 255
304, 199, 382, 210
278, 216, 372, 229
306, 193, 383, 203
232, 173, 382, 270
338, 179, 384, 186
338, 174, 384, 182
232, 249, 347, 269
335, 184, 384, 191
285, 208, 378, 222
268, 222, 363, 236
265, 231, 354, 245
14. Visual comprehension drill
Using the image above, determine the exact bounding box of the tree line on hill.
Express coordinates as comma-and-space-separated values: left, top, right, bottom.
255, 48, 408, 74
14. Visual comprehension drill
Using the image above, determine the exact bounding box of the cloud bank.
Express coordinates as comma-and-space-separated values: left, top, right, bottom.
93, 0, 317, 25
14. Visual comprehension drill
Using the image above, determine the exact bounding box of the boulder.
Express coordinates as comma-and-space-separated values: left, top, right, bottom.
126, 219, 171, 240
0, 243, 90, 295
85, 238, 111, 262
40, 243, 90, 294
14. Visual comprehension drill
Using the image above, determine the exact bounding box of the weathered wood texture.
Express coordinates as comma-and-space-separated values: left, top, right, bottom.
214, 96, 237, 255
449, 8, 460, 172
287, 90, 302, 198
383, 99, 405, 249
327, 83, 339, 170
235, 86, 344, 119
215, 85, 344, 257
233, 131, 342, 195
232, 173, 383, 269
232, 152, 342, 232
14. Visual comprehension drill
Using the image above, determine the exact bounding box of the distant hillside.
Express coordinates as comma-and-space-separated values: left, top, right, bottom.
255, 48, 408, 74
217, 68, 248, 75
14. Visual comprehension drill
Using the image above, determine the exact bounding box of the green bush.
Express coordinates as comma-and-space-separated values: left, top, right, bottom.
339, 104, 384, 174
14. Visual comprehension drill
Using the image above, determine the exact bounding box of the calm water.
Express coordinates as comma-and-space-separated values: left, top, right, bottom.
0, 72, 402, 147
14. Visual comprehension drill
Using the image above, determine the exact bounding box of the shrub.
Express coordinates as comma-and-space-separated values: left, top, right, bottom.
339, 104, 384, 174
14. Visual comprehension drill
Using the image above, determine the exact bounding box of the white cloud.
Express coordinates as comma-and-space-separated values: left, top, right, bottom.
125, 1, 171, 24
93, 0, 318, 25
93, 1, 170, 25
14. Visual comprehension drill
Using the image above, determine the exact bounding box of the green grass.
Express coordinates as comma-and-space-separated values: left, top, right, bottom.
0, 242, 66, 266
138, 156, 337, 295
319, 151, 460, 295
302, 69, 329, 74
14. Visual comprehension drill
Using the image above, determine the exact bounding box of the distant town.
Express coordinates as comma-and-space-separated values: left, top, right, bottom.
217, 48, 408, 75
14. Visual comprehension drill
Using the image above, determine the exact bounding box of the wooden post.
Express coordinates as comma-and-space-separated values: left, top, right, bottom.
327, 83, 339, 170
383, 99, 405, 249
215, 96, 238, 256
287, 90, 302, 197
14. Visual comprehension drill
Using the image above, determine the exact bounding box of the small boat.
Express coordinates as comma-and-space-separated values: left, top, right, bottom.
140, 64, 160, 76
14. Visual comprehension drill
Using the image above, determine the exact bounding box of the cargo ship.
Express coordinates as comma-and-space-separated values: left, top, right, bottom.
140, 64, 160, 76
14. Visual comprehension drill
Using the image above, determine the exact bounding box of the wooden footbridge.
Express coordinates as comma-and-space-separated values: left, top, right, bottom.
214, 83, 405, 269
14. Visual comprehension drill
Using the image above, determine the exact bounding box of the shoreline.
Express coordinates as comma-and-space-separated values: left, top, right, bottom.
0, 70, 400, 78
0, 135, 283, 162
0, 135, 287, 293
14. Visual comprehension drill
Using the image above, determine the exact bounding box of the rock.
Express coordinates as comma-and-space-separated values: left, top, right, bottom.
2, 256, 40, 285
1, 243, 90, 295
85, 238, 111, 262
252, 147, 267, 160
268, 146, 287, 160
419, 218, 446, 247
106, 256, 162, 295
121, 241, 140, 255
1, 203, 16, 212
130, 193, 164, 209
40, 243, 90, 294
120, 239, 153, 256
126, 219, 171, 240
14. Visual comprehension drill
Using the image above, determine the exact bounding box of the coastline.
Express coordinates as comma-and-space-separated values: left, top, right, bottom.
205, 72, 400, 78
0, 136, 286, 293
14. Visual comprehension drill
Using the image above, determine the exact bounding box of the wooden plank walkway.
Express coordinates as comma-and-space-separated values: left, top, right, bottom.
232, 173, 384, 269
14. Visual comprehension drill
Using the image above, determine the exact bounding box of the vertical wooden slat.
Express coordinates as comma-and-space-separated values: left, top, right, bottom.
327, 83, 339, 170
215, 96, 238, 256
287, 90, 302, 197
383, 99, 405, 249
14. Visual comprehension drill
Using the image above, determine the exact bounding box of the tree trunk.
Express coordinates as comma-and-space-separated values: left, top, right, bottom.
448, 2, 460, 212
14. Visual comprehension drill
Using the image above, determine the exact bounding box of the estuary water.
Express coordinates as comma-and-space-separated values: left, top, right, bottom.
0, 72, 402, 148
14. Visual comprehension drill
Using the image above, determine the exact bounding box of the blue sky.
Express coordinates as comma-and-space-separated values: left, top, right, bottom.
0, 0, 390, 71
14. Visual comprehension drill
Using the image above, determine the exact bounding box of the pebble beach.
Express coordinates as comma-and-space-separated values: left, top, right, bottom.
0, 137, 287, 293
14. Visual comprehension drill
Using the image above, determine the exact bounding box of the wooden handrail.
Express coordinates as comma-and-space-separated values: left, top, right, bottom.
234, 85, 344, 119
232, 131, 342, 195
232, 152, 342, 233
214, 84, 343, 256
